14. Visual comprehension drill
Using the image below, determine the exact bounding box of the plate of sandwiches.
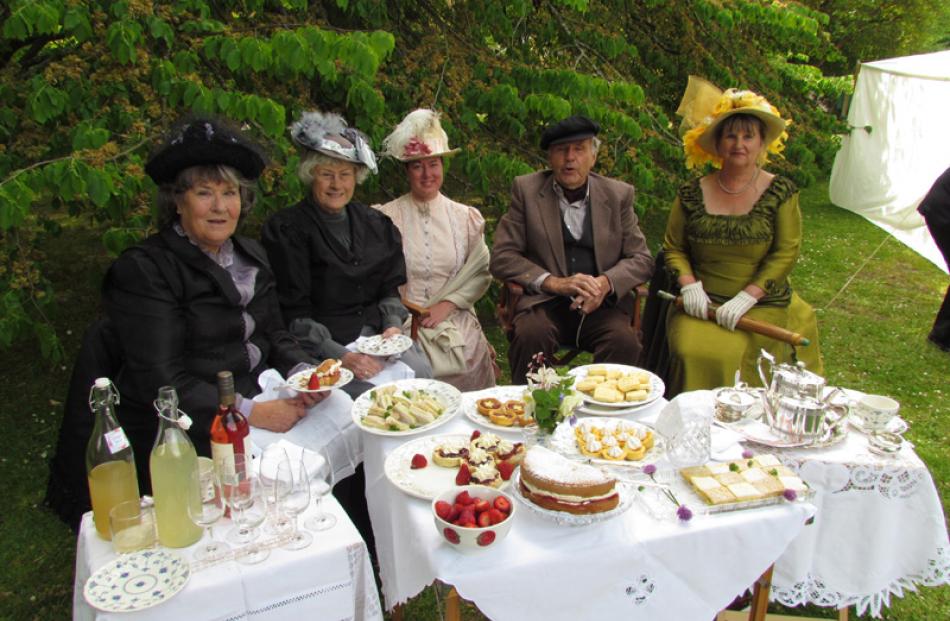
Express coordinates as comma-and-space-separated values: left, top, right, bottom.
463, 385, 535, 432
567, 364, 664, 409
384, 431, 523, 499
352, 378, 461, 436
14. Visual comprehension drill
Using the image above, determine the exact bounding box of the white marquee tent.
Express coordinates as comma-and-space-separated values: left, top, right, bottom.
829, 50, 950, 274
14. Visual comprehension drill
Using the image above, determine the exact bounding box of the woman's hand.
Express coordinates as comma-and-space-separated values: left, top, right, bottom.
342, 351, 384, 380
715, 290, 758, 331
296, 391, 329, 409
381, 326, 402, 339
680, 281, 711, 319
421, 301, 457, 328
248, 398, 307, 433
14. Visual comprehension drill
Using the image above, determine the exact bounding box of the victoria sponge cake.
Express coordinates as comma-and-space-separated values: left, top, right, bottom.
519, 446, 619, 514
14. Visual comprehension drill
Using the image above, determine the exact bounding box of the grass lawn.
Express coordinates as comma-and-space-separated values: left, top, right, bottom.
0, 179, 947, 619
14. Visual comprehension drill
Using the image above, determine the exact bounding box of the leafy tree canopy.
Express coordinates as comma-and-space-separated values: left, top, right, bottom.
1, 0, 940, 360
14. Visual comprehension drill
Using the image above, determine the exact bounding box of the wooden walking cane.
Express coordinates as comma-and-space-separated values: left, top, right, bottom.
658, 291, 811, 347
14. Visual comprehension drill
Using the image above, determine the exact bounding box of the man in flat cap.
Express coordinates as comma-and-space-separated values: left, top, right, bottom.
491, 115, 654, 383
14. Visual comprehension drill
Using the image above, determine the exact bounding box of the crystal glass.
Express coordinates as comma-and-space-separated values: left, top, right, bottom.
221, 455, 263, 545
666, 418, 711, 468
304, 447, 337, 532
109, 499, 156, 554
259, 445, 292, 534
278, 456, 312, 550
187, 457, 229, 562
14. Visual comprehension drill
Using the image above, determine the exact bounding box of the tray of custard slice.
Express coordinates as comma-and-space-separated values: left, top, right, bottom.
677, 454, 812, 514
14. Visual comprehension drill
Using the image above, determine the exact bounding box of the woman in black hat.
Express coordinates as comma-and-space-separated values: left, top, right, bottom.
47, 117, 325, 527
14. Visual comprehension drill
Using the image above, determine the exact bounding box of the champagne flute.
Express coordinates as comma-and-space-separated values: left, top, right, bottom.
188, 458, 229, 562
278, 456, 312, 550
304, 447, 337, 531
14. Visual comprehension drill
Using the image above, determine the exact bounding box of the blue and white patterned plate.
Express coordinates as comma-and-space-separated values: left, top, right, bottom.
84, 549, 189, 612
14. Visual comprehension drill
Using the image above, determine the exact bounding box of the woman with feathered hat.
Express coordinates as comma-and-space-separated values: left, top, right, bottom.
663, 77, 822, 394
374, 109, 496, 391
261, 111, 432, 397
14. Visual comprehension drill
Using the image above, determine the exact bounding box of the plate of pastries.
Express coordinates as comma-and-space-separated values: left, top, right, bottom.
679, 454, 810, 511
550, 418, 664, 465
384, 430, 524, 499
463, 386, 535, 431
567, 364, 664, 409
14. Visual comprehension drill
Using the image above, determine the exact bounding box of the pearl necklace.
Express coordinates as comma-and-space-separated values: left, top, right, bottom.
717, 167, 760, 195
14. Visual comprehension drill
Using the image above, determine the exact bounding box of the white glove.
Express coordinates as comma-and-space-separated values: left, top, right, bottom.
715, 291, 758, 331
680, 281, 711, 319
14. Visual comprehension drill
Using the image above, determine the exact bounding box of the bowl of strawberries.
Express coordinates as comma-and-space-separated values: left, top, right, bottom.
432, 485, 515, 552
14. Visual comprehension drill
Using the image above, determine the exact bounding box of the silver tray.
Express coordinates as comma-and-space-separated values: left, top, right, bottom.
717, 404, 849, 449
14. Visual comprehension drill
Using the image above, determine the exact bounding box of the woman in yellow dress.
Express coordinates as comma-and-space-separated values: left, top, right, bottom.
663, 77, 822, 395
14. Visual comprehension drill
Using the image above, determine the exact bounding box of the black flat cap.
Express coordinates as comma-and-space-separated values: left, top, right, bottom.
539, 115, 600, 150
145, 117, 267, 185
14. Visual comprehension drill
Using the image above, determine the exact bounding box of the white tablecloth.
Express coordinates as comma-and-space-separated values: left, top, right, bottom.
765, 419, 950, 616
363, 397, 815, 621
73, 495, 382, 621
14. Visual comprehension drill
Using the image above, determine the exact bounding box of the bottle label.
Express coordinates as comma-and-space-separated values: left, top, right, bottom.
211, 441, 235, 476
104, 428, 131, 454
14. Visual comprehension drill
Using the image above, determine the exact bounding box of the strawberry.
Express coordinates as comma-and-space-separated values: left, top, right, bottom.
496, 461, 515, 481
410, 453, 427, 469
455, 465, 471, 486
488, 508, 506, 525
476, 531, 496, 546
455, 489, 474, 505
470, 429, 481, 441
449, 503, 462, 521
473, 498, 491, 514
477, 511, 492, 528
307, 372, 320, 390
443, 528, 460, 544
458, 507, 476, 527
434, 500, 452, 521
493, 496, 512, 514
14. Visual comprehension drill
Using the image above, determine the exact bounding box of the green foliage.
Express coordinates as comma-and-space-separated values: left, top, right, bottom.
0, 0, 936, 361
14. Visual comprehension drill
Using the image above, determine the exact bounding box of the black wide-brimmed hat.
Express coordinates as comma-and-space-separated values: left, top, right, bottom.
145, 117, 268, 185
539, 115, 601, 150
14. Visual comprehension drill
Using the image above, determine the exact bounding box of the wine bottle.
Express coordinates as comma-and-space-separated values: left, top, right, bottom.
149, 386, 203, 548
210, 371, 251, 477
86, 377, 140, 540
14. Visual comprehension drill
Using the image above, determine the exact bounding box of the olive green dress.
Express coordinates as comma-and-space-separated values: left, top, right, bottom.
663, 175, 822, 395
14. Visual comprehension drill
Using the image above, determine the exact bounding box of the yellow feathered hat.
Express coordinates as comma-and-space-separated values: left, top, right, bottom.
676, 76, 789, 170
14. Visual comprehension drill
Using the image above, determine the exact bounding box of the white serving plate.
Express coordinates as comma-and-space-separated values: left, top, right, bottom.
286, 367, 354, 393
356, 334, 413, 357
549, 418, 665, 467
511, 470, 634, 526
385, 433, 512, 500
462, 385, 535, 432
352, 378, 461, 437
567, 363, 665, 409
84, 549, 189, 613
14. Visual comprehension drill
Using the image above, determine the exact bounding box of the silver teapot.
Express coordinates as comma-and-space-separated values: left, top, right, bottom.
756, 350, 845, 443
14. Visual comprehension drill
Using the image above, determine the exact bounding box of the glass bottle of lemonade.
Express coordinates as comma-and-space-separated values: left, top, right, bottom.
149, 386, 203, 548
86, 377, 140, 540
210, 371, 250, 477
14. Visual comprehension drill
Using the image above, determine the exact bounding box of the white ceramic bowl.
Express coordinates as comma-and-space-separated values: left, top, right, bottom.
432, 485, 515, 553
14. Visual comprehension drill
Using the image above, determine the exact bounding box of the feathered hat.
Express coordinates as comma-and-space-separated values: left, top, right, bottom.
381, 109, 460, 162
145, 116, 267, 184
290, 110, 378, 174
676, 75, 789, 170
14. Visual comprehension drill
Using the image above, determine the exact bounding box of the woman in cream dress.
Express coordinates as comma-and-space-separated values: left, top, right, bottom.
375, 109, 496, 391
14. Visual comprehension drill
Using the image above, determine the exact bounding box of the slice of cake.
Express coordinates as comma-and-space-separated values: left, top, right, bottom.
519, 446, 619, 515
